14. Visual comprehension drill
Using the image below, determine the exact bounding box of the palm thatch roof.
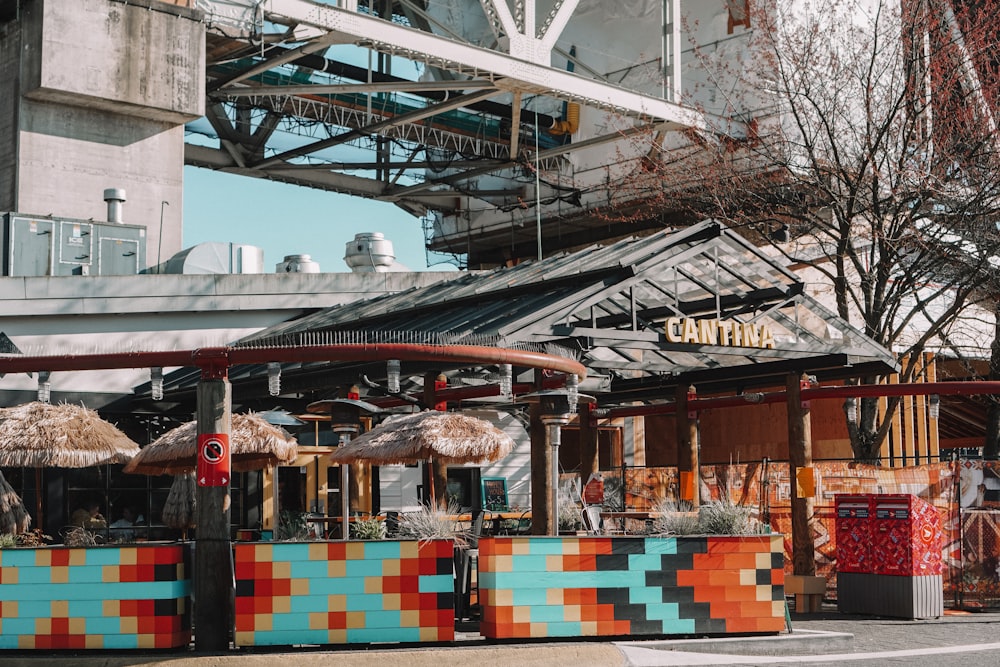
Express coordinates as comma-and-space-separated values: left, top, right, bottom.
330, 410, 515, 465
0, 402, 139, 468
123, 412, 299, 475
161, 472, 196, 531
0, 470, 30, 535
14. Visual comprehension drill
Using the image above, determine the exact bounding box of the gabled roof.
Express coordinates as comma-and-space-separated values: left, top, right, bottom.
205, 219, 896, 408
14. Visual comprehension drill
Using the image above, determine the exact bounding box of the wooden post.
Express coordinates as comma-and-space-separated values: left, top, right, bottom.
529, 370, 549, 535
424, 372, 449, 510
579, 402, 599, 484
675, 384, 699, 507
787, 372, 816, 576
195, 377, 233, 652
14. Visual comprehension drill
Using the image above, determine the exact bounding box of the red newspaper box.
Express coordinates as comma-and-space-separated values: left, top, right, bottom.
835, 494, 873, 574
871, 494, 943, 576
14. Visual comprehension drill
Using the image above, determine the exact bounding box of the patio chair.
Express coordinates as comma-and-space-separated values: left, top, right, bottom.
456, 510, 488, 620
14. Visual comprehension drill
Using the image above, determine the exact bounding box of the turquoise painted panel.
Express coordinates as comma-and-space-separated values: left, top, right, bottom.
508, 554, 550, 571
344, 594, 390, 612
85, 616, 122, 635
255, 629, 330, 645
520, 539, 572, 555
643, 603, 682, 621
288, 560, 331, 579
80, 549, 125, 566
629, 586, 665, 604
346, 627, 421, 644
529, 605, 567, 623
660, 617, 697, 634
0, 550, 37, 566
289, 594, 335, 614
270, 613, 311, 632
511, 587, 551, 606
479, 571, 497, 590
417, 574, 453, 594
491, 569, 644, 590
306, 577, 366, 596
13, 567, 55, 584
643, 537, 678, 554
11, 580, 188, 601
545, 621, 585, 637
268, 543, 313, 561
101, 635, 140, 650
364, 541, 400, 560
344, 559, 385, 578
0, 617, 37, 635
363, 610, 401, 628
628, 554, 666, 571
9, 600, 50, 618
62, 565, 108, 584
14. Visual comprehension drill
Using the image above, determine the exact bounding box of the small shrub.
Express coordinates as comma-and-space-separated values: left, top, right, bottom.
17, 529, 52, 547
650, 499, 765, 536
398, 502, 469, 547
350, 516, 387, 540
277, 511, 312, 541
557, 482, 582, 532
61, 526, 100, 547
650, 500, 700, 535
0, 533, 16, 549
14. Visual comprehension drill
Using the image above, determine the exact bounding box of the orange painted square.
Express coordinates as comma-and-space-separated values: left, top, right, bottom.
596, 603, 617, 622
722, 584, 758, 602
691, 584, 727, 603
676, 570, 709, 586
400, 592, 422, 610
710, 601, 742, 619
253, 596, 273, 614
271, 578, 291, 597
492, 605, 514, 625
722, 553, 759, 569
693, 553, 729, 570
740, 601, 777, 618
254, 561, 273, 580
707, 569, 742, 587
770, 568, 785, 585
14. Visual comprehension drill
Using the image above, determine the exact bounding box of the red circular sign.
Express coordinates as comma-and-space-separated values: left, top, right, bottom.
201, 436, 226, 463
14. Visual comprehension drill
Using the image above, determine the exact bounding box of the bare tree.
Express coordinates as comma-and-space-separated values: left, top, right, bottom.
611, 0, 1000, 461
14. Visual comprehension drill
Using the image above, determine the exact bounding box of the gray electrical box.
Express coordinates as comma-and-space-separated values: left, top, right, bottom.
2, 213, 146, 276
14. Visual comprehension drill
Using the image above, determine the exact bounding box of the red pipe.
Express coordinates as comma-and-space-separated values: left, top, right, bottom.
367, 375, 570, 408
598, 381, 1000, 420
0, 344, 587, 380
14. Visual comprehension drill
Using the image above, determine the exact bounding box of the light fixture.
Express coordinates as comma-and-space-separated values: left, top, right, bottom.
845, 396, 857, 422
499, 363, 512, 399
929, 394, 940, 419
386, 359, 401, 394
37, 371, 51, 404
267, 362, 281, 397
566, 373, 579, 414
150, 367, 164, 401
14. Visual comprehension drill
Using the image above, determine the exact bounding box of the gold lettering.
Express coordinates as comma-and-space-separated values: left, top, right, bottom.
743, 323, 760, 348
698, 319, 719, 345
665, 317, 682, 343
682, 318, 700, 344
716, 320, 730, 345
759, 325, 775, 349
731, 321, 743, 346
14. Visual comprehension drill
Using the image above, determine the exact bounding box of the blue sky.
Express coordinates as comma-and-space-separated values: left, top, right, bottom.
182, 167, 458, 272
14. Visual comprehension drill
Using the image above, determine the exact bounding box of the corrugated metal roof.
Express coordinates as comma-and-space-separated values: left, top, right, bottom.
152, 220, 898, 408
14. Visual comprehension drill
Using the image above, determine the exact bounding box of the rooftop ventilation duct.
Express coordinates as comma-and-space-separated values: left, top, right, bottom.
103, 188, 126, 224
276, 254, 320, 273
344, 232, 396, 273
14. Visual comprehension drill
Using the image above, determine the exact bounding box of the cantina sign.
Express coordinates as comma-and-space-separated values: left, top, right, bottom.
665, 317, 776, 349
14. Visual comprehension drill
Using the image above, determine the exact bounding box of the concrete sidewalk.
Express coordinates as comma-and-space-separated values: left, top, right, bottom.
0, 605, 996, 667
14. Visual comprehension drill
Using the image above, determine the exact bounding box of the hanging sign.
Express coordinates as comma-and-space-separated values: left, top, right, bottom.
197, 433, 230, 487
583, 472, 605, 505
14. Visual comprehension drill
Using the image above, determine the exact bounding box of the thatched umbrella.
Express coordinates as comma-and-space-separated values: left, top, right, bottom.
0, 470, 31, 535
330, 410, 516, 503
0, 401, 140, 528
123, 412, 299, 476
161, 472, 197, 535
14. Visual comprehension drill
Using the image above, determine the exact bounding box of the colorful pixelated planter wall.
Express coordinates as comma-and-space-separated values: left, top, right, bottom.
0, 544, 191, 650
478, 535, 785, 639
233, 539, 455, 646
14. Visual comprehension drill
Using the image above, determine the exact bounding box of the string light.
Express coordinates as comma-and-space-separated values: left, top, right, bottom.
499, 363, 512, 399
929, 394, 940, 419
267, 362, 281, 397
386, 359, 401, 393
845, 396, 857, 422
37, 371, 51, 404
566, 373, 579, 413
150, 367, 164, 401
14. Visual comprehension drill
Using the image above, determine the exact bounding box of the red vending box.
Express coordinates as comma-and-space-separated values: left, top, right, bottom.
835, 494, 873, 573
871, 494, 943, 576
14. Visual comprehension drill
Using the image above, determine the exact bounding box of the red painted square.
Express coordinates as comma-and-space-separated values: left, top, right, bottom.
50, 550, 70, 567
328, 610, 347, 629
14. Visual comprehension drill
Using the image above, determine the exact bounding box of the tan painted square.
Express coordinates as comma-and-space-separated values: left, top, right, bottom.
328, 594, 347, 612
120, 617, 138, 634
68, 550, 87, 567
399, 542, 420, 559
756, 585, 773, 602
50, 567, 69, 584
291, 579, 310, 596
35, 618, 51, 634
2, 601, 16, 617
493, 588, 513, 606
561, 539, 580, 555
85, 634, 103, 649
308, 543, 327, 560
345, 542, 365, 560
546, 555, 563, 572
308, 612, 328, 630
328, 560, 346, 578
254, 614, 273, 631
118, 548, 138, 566
381, 558, 400, 577
513, 606, 532, 623
755, 552, 772, 569
34, 550, 51, 566
564, 605, 582, 622
364, 577, 382, 594
740, 569, 757, 586
254, 544, 274, 561
494, 555, 513, 572
346, 611, 366, 628
50, 600, 69, 617
512, 539, 532, 555
400, 610, 420, 627
382, 593, 401, 610
1, 568, 17, 584
103, 566, 119, 583
327, 629, 348, 644
234, 631, 254, 645
272, 561, 291, 579
272, 597, 291, 614
68, 618, 87, 634
546, 589, 564, 605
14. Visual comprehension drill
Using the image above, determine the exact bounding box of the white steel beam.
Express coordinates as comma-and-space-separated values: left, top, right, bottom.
263, 0, 707, 131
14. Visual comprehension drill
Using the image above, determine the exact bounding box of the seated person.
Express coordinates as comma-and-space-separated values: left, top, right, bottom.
70, 501, 107, 531
110, 506, 139, 539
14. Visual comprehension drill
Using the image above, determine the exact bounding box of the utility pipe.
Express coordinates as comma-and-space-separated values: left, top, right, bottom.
597, 381, 1000, 420
367, 375, 572, 408
0, 344, 587, 380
